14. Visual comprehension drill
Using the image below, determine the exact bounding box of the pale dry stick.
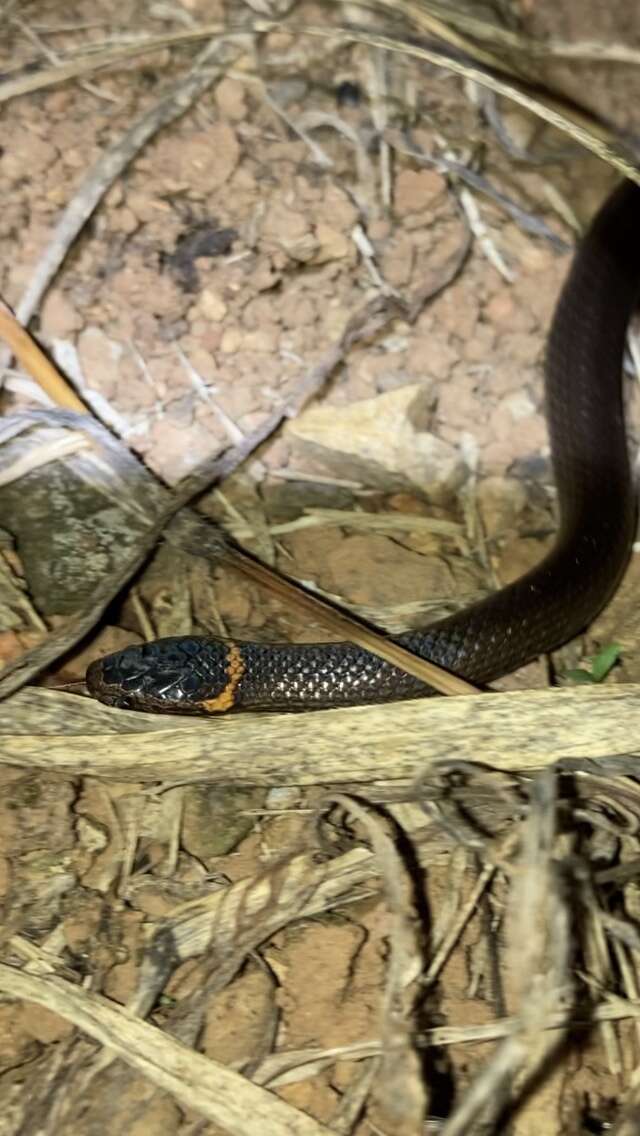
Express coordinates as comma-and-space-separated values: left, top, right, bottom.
386, 129, 570, 249
542, 183, 582, 234
10, 11, 118, 102
258, 89, 334, 169
2, 370, 56, 407
9, 934, 79, 981
0, 965, 333, 1136
116, 794, 147, 900
0, 25, 229, 101
350, 223, 398, 294
292, 108, 376, 194
326, 794, 427, 1132
237, 996, 640, 1090
357, 0, 530, 76
3, 17, 636, 177
458, 186, 515, 282
365, 46, 392, 212
158, 787, 185, 878
205, 399, 246, 446
53, 336, 140, 439
93, 785, 128, 896
433, 997, 640, 1046
537, 39, 640, 63
291, 23, 640, 183
423, 860, 498, 987
441, 769, 571, 1136
268, 468, 366, 489
0, 433, 91, 487
129, 588, 155, 641
6, 683, 640, 784
330, 1057, 380, 1135
207, 481, 275, 564
367, 0, 640, 66
0, 554, 47, 632
269, 508, 464, 540
582, 882, 623, 1077
173, 345, 246, 444
610, 936, 640, 1071
458, 472, 499, 591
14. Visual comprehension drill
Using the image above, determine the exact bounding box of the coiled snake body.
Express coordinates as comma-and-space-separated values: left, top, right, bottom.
87, 181, 639, 715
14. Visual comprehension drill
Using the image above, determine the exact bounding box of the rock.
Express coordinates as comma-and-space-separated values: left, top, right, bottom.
242, 325, 280, 352
287, 384, 467, 503
76, 326, 122, 397
202, 964, 275, 1065
406, 335, 458, 379
476, 476, 528, 539
181, 785, 266, 861
499, 108, 540, 153
496, 534, 553, 585
380, 233, 415, 287
325, 533, 455, 608
198, 288, 228, 322
220, 325, 243, 353
0, 459, 150, 616
40, 290, 83, 337
313, 222, 352, 263
148, 124, 240, 194
0, 132, 58, 180
214, 76, 247, 121
394, 168, 446, 215
261, 201, 316, 262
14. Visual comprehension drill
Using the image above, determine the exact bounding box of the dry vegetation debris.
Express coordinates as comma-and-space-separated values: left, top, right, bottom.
2, 1, 640, 1133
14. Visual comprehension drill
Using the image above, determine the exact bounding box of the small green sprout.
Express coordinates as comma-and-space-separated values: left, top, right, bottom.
564, 643, 622, 685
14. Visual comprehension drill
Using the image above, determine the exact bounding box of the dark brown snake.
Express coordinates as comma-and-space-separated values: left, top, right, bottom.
87, 180, 639, 715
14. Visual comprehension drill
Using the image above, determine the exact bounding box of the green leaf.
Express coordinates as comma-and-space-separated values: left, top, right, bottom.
590, 643, 621, 683
564, 669, 596, 685
564, 643, 622, 686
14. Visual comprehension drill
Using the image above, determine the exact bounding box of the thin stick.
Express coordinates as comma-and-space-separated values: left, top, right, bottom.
3, 683, 640, 784
0, 304, 86, 411
0, 965, 333, 1136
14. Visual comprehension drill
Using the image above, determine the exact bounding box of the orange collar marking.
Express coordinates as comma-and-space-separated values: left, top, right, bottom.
200, 644, 245, 713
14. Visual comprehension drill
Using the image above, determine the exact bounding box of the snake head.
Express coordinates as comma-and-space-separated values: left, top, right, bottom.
86, 636, 244, 714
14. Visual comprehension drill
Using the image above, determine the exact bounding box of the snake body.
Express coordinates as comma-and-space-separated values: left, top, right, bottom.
87, 181, 639, 715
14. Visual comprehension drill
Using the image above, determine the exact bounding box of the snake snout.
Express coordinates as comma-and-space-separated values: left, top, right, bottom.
86, 636, 237, 713
86, 649, 143, 705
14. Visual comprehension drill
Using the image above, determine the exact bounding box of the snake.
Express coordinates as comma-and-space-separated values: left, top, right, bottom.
86, 180, 639, 715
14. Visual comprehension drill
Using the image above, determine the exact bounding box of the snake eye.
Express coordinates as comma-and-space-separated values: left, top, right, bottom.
180, 672, 203, 694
